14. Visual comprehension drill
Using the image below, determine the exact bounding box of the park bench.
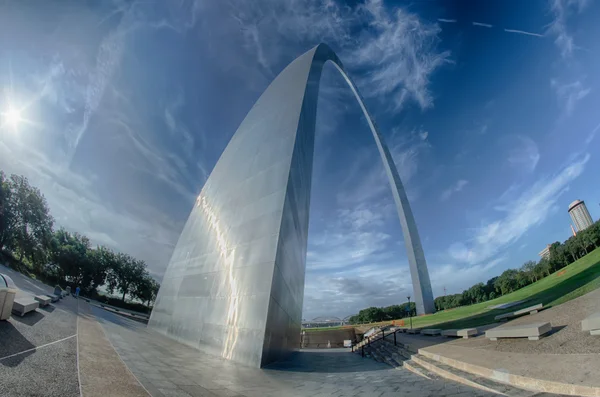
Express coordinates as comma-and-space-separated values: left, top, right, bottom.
12, 298, 39, 317
421, 329, 442, 336
494, 303, 543, 321
486, 322, 551, 341
34, 295, 51, 307
406, 328, 422, 334
441, 328, 478, 339
582, 312, 600, 336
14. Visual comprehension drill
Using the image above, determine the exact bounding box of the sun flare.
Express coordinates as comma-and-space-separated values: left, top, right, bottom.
4, 107, 22, 128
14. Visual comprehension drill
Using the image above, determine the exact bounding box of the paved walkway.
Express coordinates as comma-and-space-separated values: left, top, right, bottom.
93, 306, 495, 397
78, 303, 149, 396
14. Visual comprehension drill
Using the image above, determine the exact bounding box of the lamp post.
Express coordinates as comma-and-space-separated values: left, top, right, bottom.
407, 296, 413, 330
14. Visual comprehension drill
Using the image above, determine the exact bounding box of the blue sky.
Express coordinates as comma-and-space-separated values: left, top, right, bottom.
1, 0, 599, 320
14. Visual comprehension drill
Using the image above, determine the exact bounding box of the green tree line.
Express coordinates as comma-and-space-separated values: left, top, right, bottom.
349, 219, 600, 323
0, 171, 160, 310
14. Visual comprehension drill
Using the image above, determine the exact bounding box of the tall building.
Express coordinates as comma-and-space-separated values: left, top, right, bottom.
568, 200, 593, 231
538, 244, 551, 259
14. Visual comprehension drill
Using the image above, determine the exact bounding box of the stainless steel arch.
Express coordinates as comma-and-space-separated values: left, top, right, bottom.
149, 43, 434, 368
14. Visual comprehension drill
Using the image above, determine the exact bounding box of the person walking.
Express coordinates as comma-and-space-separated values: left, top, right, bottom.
75, 286, 80, 299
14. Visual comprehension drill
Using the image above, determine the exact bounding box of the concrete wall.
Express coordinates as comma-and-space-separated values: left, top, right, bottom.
301, 328, 357, 348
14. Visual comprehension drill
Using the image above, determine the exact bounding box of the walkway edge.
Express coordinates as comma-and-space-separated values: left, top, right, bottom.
78, 302, 149, 397
418, 348, 600, 397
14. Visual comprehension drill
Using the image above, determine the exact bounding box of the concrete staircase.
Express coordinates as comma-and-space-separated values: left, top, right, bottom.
356, 337, 545, 396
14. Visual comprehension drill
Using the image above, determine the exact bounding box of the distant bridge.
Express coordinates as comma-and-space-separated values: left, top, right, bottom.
301, 315, 354, 329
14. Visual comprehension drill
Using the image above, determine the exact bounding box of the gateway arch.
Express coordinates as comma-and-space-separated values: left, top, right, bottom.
149, 43, 435, 368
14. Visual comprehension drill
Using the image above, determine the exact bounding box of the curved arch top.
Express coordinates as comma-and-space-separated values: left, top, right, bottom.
150, 43, 434, 368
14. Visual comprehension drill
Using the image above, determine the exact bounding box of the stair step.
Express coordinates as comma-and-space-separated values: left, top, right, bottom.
411, 354, 535, 396
403, 359, 440, 380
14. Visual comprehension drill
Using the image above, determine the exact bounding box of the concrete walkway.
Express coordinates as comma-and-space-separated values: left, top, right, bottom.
78, 303, 149, 396
93, 306, 496, 397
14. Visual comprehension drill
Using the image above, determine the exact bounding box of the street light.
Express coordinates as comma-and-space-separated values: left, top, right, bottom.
407, 296, 413, 330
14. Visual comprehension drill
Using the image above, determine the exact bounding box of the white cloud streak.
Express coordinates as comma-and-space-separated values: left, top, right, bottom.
438, 18, 457, 23
440, 179, 468, 202
448, 154, 590, 265
504, 29, 544, 37
472, 22, 493, 28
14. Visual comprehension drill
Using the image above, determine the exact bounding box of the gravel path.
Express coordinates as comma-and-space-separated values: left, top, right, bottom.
0, 264, 80, 397
449, 287, 600, 354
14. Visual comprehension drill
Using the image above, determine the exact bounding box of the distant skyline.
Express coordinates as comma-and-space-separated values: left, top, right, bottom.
0, 0, 599, 319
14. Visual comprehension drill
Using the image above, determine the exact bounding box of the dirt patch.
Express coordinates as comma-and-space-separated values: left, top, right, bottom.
557, 270, 567, 277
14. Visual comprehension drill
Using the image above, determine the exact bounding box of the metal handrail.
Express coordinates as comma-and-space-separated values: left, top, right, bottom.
351, 327, 402, 357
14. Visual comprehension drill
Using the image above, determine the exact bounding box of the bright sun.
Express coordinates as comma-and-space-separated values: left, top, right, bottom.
4, 107, 22, 128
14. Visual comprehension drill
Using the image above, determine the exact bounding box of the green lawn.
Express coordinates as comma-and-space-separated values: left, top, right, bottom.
309, 247, 600, 332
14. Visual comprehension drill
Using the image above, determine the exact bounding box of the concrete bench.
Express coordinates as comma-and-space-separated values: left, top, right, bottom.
582, 312, 600, 336
441, 328, 478, 339
406, 328, 422, 334
34, 295, 51, 307
494, 303, 543, 321
486, 322, 551, 341
12, 298, 39, 317
46, 294, 59, 303
421, 329, 441, 336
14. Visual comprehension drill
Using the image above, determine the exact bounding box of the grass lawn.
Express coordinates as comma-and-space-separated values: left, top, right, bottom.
308, 247, 600, 332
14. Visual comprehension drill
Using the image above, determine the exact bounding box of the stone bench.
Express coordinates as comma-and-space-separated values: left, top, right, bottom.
582, 312, 600, 336
34, 295, 51, 307
441, 328, 478, 339
47, 294, 59, 303
494, 303, 543, 321
486, 322, 552, 341
421, 329, 441, 336
12, 298, 39, 317
406, 328, 422, 334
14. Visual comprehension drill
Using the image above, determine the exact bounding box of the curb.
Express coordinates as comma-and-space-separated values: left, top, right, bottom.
419, 348, 600, 397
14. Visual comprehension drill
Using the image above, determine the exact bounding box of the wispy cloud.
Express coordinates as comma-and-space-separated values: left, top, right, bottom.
507, 135, 540, 173
336, 127, 429, 206
308, 203, 393, 272
504, 28, 544, 37
548, 0, 589, 58
585, 122, 600, 145
429, 256, 507, 295
472, 22, 493, 28
440, 179, 468, 201
551, 78, 591, 116
352, 1, 451, 109
69, 6, 134, 162
438, 18, 457, 23
219, 0, 450, 110
448, 154, 590, 265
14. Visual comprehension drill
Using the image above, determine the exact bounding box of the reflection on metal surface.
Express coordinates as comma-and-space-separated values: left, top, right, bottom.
149, 43, 435, 368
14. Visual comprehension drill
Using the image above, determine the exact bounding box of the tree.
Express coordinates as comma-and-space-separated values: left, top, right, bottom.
495, 269, 519, 295
132, 275, 160, 307
106, 253, 147, 302
0, 171, 16, 252
521, 260, 537, 283
50, 229, 91, 284
7, 175, 53, 268
82, 246, 112, 293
